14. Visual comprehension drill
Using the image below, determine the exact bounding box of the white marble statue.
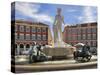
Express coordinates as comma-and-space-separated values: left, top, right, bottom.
53, 8, 65, 47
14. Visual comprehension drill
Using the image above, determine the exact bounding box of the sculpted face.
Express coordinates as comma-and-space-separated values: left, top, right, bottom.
57, 8, 61, 15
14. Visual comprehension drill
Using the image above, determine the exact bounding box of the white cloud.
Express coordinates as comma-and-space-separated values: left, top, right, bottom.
67, 9, 77, 12
83, 6, 96, 22
31, 14, 53, 23
78, 6, 97, 23
15, 2, 39, 17
15, 2, 53, 23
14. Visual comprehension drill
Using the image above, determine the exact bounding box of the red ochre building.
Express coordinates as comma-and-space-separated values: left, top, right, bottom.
11, 20, 53, 54
63, 22, 97, 47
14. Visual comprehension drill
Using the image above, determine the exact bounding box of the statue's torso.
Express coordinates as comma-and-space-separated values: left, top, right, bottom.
55, 15, 63, 26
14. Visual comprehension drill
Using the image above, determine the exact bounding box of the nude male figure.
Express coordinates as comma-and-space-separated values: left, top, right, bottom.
53, 8, 65, 46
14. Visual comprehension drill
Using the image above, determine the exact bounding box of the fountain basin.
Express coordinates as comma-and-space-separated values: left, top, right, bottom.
43, 47, 75, 59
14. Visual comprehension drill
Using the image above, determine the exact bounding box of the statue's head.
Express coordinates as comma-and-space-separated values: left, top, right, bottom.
57, 8, 61, 15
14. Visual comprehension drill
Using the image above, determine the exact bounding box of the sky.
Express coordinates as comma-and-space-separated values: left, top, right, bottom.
11, 1, 97, 32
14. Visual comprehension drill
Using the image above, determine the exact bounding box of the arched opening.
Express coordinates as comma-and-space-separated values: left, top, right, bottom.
20, 44, 24, 48
20, 44, 24, 54
26, 44, 30, 51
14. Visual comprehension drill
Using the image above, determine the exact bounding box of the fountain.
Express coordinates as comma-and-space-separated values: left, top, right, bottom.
53, 8, 70, 47
43, 8, 74, 59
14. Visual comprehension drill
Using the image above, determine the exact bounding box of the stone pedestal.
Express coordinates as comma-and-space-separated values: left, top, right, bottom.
43, 47, 74, 59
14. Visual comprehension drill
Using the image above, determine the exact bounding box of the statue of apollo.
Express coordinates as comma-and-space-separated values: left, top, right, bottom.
53, 8, 65, 47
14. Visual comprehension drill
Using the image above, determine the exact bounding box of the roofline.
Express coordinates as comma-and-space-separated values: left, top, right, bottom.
65, 22, 97, 28
11, 20, 49, 26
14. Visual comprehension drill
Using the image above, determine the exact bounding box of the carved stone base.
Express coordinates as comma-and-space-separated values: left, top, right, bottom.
43, 47, 74, 58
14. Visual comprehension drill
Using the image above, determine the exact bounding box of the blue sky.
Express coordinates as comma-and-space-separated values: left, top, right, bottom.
11, 2, 97, 32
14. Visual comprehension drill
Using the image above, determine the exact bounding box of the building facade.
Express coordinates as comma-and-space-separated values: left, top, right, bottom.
63, 22, 97, 47
12, 20, 52, 55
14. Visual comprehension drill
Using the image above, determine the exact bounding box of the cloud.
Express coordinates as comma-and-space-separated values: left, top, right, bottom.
15, 2, 39, 16
67, 9, 77, 13
78, 6, 97, 23
31, 14, 53, 23
15, 2, 53, 23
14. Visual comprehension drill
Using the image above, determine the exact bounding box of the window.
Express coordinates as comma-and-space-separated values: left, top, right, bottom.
26, 34, 30, 40
92, 34, 96, 40
20, 26, 24, 32
71, 29, 74, 34
74, 29, 77, 34
87, 28, 91, 33
37, 28, 41, 33
42, 28, 46, 32
72, 29, 76, 34
37, 34, 41, 40
32, 27, 36, 33
26, 26, 30, 32
71, 29, 73, 34
78, 35, 81, 40
19, 34, 24, 40
32, 34, 36, 40
82, 28, 86, 33
92, 28, 97, 33
68, 29, 71, 34
87, 34, 91, 40
77, 29, 81, 34
82, 34, 86, 40
43, 35, 46, 40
